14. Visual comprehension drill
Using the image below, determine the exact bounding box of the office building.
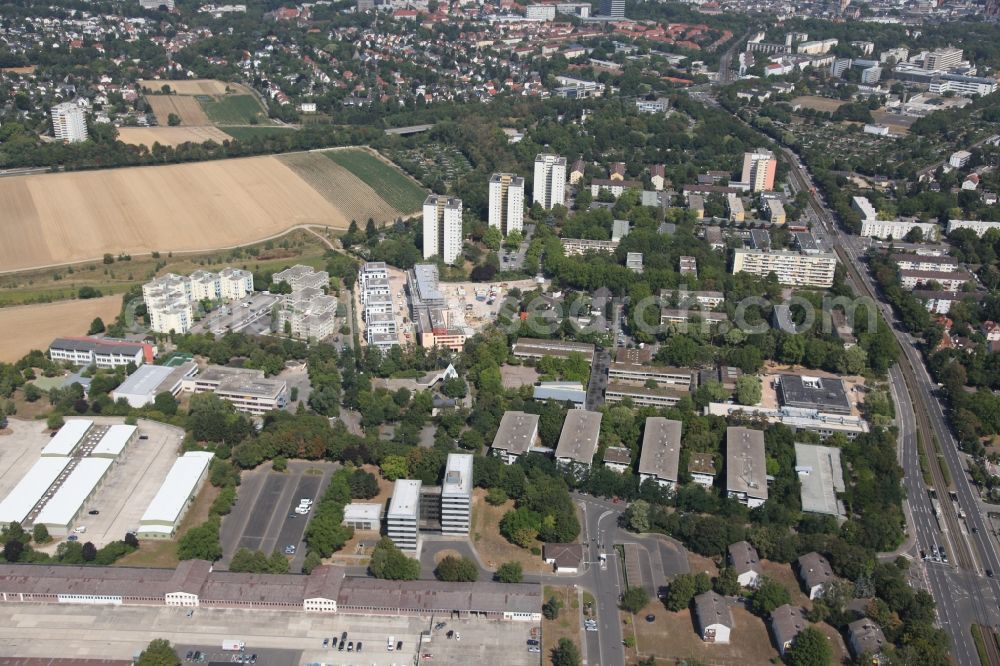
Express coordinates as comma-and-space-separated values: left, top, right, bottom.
183, 366, 287, 415
778, 374, 852, 414
512, 337, 596, 363
111, 362, 197, 408
441, 454, 473, 535
422, 195, 463, 265
930, 74, 997, 97
795, 443, 846, 518
554, 410, 602, 476
726, 427, 767, 508
608, 363, 693, 389
488, 173, 525, 236
638, 417, 681, 490
525, 4, 555, 19
51, 102, 88, 143
387, 479, 422, 551
731, 249, 837, 288
491, 411, 540, 464
48, 337, 151, 369
741, 149, 777, 192
599, 0, 624, 19
924, 47, 963, 70
533, 381, 587, 407
533, 154, 566, 209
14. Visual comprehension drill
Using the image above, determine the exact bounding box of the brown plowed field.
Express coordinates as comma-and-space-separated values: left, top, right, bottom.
144, 95, 210, 126
138, 79, 231, 95
117, 126, 233, 147
0, 296, 123, 362
0, 154, 385, 272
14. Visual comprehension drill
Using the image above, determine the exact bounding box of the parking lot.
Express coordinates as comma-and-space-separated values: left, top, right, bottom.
219, 461, 339, 572
193, 292, 282, 336
0, 602, 541, 666
0, 418, 53, 499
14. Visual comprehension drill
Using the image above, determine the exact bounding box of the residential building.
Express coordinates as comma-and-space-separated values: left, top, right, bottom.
611, 219, 630, 243
543, 543, 583, 574
675, 290, 726, 309
142, 273, 194, 334
533, 154, 567, 209
731, 249, 837, 288
898, 269, 972, 291
660, 309, 729, 328
358, 261, 389, 292
51, 102, 88, 142
273, 265, 328, 291
688, 194, 705, 220
554, 410, 602, 477
679, 256, 697, 277
848, 619, 887, 663
591, 179, 642, 199
603, 446, 632, 473
771, 605, 808, 656
604, 382, 687, 409
608, 363, 693, 389
534, 381, 587, 407
274, 266, 336, 341
650, 164, 666, 190
415, 307, 466, 351
441, 454, 473, 536
219, 268, 254, 300
727, 193, 745, 222
525, 3, 555, 19
852, 195, 878, 222
763, 198, 786, 225
741, 149, 777, 192
512, 338, 596, 363
861, 218, 939, 240
727, 541, 761, 588
777, 374, 852, 414
48, 337, 151, 369
561, 238, 619, 255
491, 411, 540, 464
638, 417, 681, 490
626, 252, 644, 273
422, 195, 463, 265
636, 98, 669, 114
599, 0, 624, 19
726, 427, 767, 508
189, 270, 221, 301
946, 219, 1000, 236
924, 47, 963, 70
139, 0, 175, 7
797, 552, 835, 599
694, 591, 733, 644
488, 173, 525, 236
795, 443, 846, 518
387, 479, 421, 551
569, 158, 585, 185
689, 452, 717, 487
891, 253, 958, 272
949, 150, 972, 169
183, 366, 287, 415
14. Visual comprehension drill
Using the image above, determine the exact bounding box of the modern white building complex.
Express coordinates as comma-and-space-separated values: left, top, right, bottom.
139, 451, 214, 539
36, 457, 115, 535
741, 149, 777, 192
183, 366, 287, 416
273, 266, 336, 341
359, 261, 400, 352
489, 173, 525, 236
638, 417, 682, 490
48, 337, 151, 369
726, 427, 768, 508
423, 195, 463, 265
731, 249, 837, 288
533, 153, 566, 209
111, 362, 197, 408
441, 453, 473, 536
387, 479, 422, 552
51, 101, 88, 142
143, 268, 254, 334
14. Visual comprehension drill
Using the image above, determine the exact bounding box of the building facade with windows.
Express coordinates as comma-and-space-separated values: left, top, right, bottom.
422, 195, 463, 265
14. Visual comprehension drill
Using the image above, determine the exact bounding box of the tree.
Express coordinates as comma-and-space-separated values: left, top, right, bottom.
125, 532, 139, 548
153, 391, 178, 416
3, 539, 23, 562
47, 413, 65, 430
486, 487, 508, 506
735, 375, 761, 405
751, 577, 791, 616
167, 113, 181, 126
666, 574, 697, 611
484, 226, 502, 250
348, 469, 379, 499
23, 384, 42, 403
135, 639, 179, 666
496, 561, 524, 583
369, 537, 420, 580
88, 317, 106, 335
499, 506, 541, 547
787, 626, 833, 666
81, 541, 98, 561
551, 638, 581, 666
624, 499, 650, 532
380, 455, 409, 481
441, 376, 467, 398
620, 586, 650, 613
32, 524, 51, 544
435, 555, 479, 582
715, 567, 740, 596
272, 456, 287, 472
177, 519, 221, 561
543, 594, 563, 620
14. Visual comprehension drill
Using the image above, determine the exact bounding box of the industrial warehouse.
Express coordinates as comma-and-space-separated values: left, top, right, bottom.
0, 559, 542, 621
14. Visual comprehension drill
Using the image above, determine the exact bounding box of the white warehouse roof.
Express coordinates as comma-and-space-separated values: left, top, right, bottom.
0, 457, 71, 525
41, 419, 93, 457
91, 424, 137, 458
140, 452, 215, 528
36, 458, 114, 528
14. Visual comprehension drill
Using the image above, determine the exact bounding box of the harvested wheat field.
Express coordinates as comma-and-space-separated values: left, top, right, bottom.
0, 296, 122, 362
138, 79, 231, 96
278, 152, 402, 224
117, 126, 233, 147
144, 95, 211, 126
0, 153, 413, 272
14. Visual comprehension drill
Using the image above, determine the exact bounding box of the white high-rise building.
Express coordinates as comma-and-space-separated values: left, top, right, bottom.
740, 149, 777, 192
488, 173, 525, 236
422, 195, 463, 265
219, 268, 254, 300
387, 479, 421, 551
533, 154, 566, 209
50, 102, 88, 143
441, 453, 473, 535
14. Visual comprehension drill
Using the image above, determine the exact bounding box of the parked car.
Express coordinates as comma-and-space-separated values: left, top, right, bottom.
88, 510, 99, 515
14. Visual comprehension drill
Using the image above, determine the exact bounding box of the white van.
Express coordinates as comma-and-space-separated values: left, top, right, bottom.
387, 636, 395, 651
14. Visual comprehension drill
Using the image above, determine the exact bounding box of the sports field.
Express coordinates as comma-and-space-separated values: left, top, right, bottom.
0, 151, 421, 272
0, 296, 122, 362
325, 148, 427, 213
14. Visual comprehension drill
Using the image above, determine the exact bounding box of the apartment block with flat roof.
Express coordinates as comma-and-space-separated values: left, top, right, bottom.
731, 249, 837, 288
489, 173, 525, 236
387, 479, 422, 551
491, 411, 541, 464
533, 154, 567, 209
741, 149, 777, 192
726, 427, 768, 508
554, 410, 602, 476
608, 362, 694, 389
512, 338, 596, 363
423, 195, 463, 265
441, 453, 473, 535
638, 417, 682, 489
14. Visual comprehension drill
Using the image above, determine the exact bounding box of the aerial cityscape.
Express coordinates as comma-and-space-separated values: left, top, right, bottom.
1, 0, 1000, 664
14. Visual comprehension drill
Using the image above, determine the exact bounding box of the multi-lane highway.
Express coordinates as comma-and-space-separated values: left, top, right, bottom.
782, 147, 1000, 661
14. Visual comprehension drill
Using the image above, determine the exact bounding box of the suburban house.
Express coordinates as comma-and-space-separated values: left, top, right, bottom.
727, 541, 762, 588
796, 552, 835, 599
848, 618, 887, 664
770, 604, 808, 656
694, 591, 733, 644
543, 543, 583, 574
